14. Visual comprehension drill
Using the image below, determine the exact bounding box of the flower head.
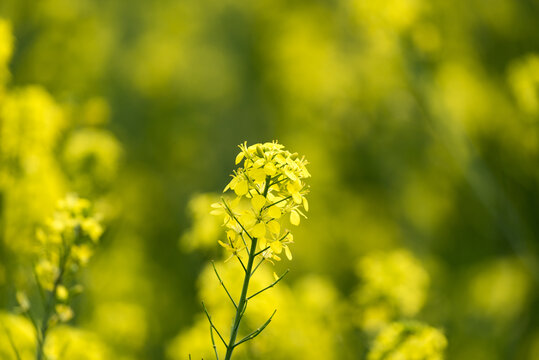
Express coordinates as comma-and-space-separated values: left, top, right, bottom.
368, 321, 447, 360
35, 194, 104, 290
212, 141, 310, 262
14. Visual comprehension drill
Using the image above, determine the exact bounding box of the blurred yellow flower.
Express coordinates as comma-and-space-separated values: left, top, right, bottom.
469, 257, 531, 321
0, 18, 13, 85
355, 249, 430, 331
508, 54, 539, 115
368, 321, 447, 360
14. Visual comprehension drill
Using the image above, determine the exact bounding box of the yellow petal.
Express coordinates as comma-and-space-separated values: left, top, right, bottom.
275, 154, 286, 164
259, 237, 267, 250
302, 197, 309, 212
287, 181, 301, 193
55, 304, 74, 322
264, 162, 277, 176
290, 210, 300, 226
250, 168, 266, 183
16, 291, 30, 311
235, 151, 245, 164
285, 169, 297, 181
266, 220, 280, 235
224, 177, 237, 192
251, 194, 266, 213
286, 233, 294, 243
273, 272, 279, 281
252, 222, 266, 238
267, 206, 281, 219
240, 212, 257, 227
218, 240, 230, 250
56, 285, 69, 301
234, 179, 249, 196
230, 196, 242, 208
253, 158, 265, 168
256, 145, 265, 158
292, 192, 302, 204
284, 246, 293, 260
270, 240, 283, 253
226, 230, 237, 241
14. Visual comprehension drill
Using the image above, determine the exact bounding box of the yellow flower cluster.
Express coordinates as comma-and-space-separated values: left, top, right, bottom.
368, 321, 447, 360
35, 194, 103, 285
355, 249, 430, 331
508, 54, 539, 114
62, 128, 123, 192
468, 257, 531, 321
180, 193, 224, 251
0, 18, 13, 85
211, 141, 310, 262
0, 311, 114, 360
31, 194, 103, 323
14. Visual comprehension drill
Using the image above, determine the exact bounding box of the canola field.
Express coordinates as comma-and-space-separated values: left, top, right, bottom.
1, 1, 539, 359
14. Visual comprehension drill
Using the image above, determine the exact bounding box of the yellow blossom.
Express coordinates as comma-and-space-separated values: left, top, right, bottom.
213, 141, 310, 262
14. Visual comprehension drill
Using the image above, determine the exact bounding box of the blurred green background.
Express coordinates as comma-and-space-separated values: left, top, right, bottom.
1, 0, 539, 359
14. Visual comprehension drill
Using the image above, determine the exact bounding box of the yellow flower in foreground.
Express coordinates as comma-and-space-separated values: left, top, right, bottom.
203, 141, 311, 360
213, 141, 309, 262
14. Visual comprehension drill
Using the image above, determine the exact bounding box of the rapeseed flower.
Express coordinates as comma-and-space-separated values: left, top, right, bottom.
16, 194, 104, 360
205, 141, 310, 360
368, 321, 447, 360
212, 141, 310, 262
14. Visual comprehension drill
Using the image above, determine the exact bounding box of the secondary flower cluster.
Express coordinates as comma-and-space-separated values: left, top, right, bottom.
31, 194, 103, 323
211, 141, 310, 262
368, 321, 447, 360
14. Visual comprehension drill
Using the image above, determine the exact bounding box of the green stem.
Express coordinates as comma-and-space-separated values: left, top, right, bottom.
35, 242, 71, 360
223, 176, 272, 360
224, 237, 257, 360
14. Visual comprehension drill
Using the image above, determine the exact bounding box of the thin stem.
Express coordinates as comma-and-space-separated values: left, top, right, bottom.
202, 302, 228, 348
210, 326, 219, 360
211, 261, 237, 309
221, 199, 254, 242
251, 257, 265, 277
263, 176, 271, 197
247, 270, 289, 300
242, 173, 261, 195
254, 246, 270, 257
239, 233, 250, 256
253, 232, 290, 257
262, 196, 292, 210
36, 241, 71, 360
235, 256, 247, 273
233, 310, 277, 348
223, 237, 257, 360
32, 266, 46, 305
222, 177, 277, 360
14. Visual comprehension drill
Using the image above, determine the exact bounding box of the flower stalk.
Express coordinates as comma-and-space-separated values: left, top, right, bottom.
9, 195, 103, 360
205, 141, 310, 359
223, 235, 258, 360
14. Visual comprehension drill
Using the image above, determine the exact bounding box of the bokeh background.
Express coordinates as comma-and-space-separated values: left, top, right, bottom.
1, 0, 539, 359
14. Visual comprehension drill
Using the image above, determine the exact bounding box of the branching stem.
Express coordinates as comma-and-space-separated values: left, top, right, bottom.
35, 239, 72, 360
247, 270, 289, 300
208, 176, 282, 360
202, 302, 228, 348
212, 261, 237, 309
223, 237, 258, 360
